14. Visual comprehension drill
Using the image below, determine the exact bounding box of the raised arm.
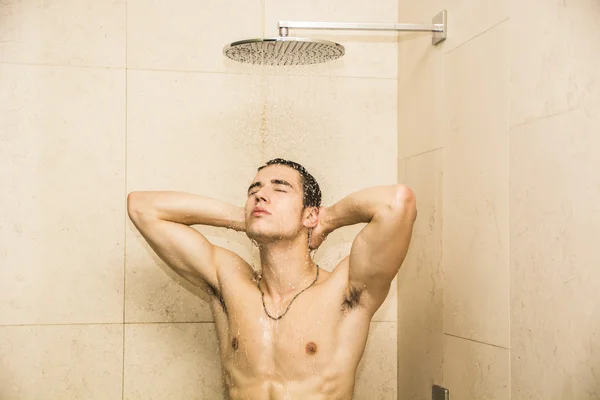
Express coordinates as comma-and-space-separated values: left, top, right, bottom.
127, 191, 246, 296
318, 184, 417, 311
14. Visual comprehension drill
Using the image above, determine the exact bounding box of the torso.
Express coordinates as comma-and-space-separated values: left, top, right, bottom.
209, 256, 375, 400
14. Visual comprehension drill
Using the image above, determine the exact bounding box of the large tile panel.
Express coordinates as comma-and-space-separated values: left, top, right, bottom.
354, 322, 397, 399
397, 150, 443, 399
0, 324, 123, 399
264, 0, 398, 78
0, 0, 126, 67
510, 0, 600, 126
443, 334, 510, 400
0, 64, 125, 325
511, 103, 600, 399
127, 0, 263, 73
398, 34, 443, 158
397, 0, 444, 158
442, 23, 509, 347
124, 323, 225, 399
126, 70, 262, 322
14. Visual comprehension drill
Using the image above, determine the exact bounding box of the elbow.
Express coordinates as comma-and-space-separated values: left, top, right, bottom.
389, 184, 417, 219
127, 191, 154, 220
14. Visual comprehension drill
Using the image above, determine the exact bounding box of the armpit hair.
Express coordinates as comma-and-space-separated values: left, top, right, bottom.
206, 283, 228, 315
341, 285, 364, 313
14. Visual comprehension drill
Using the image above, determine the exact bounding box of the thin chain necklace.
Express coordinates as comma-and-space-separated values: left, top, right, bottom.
256, 265, 320, 321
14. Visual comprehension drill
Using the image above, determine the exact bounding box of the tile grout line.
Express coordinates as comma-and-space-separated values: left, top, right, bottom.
0, 321, 217, 327
0, 61, 125, 69
396, 42, 400, 184
445, 17, 510, 56
510, 105, 583, 129
399, 146, 443, 161
122, 2, 128, 398
443, 332, 510, 350
507, 60, 512, 396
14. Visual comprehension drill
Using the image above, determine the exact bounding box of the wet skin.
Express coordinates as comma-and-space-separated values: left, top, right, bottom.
209, 255, 379, 400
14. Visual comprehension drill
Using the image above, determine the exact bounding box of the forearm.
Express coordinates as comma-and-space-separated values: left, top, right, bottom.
323, 185, 411, 232
127, 191, 245, 232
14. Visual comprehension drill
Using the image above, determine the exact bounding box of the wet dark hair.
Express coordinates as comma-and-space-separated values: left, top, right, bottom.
257, 158, 322, 208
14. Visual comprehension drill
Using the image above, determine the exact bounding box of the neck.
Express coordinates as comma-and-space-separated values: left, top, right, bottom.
257, 234, 318, 299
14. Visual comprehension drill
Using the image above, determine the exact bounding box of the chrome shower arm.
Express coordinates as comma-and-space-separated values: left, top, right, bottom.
278, 21, 442, 32
277, 10, 447, 45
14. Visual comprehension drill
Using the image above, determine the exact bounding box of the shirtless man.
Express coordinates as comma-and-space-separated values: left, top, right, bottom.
127, 158, 417, 399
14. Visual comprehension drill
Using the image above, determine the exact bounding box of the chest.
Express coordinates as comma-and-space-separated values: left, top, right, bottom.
211, 280, 364, 379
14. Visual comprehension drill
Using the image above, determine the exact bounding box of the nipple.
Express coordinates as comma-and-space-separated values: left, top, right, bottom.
305, 342, 317, 355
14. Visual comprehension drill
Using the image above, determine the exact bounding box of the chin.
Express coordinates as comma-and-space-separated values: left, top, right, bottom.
246, 225, 290, 245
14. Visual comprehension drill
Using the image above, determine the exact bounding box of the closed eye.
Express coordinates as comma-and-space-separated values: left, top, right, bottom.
248, 189, 286, 196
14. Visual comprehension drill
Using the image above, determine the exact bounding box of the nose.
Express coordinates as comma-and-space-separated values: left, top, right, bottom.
253, 187, 269, 203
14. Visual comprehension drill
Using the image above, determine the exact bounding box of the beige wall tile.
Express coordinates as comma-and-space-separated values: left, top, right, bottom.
126, 70, 263, 322
264, 0, 398, 78
510, 103, 600, 399
0, 0, 125, 67
124, 323, 226, 399
398, 35, 443, 158
397, 0, 444, 158
354, 322, 397, 399
0, 325, 123, 399
0, 64, 125, 324
127, 0, 263, 73
442, 23, 509, 347
436, 0, 508, 54
397, 149, 443, 399
510, 0, 600, 126
443, 334, 509, 400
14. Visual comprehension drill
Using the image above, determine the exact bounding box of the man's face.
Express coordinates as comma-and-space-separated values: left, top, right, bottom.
244, 165, 309, 244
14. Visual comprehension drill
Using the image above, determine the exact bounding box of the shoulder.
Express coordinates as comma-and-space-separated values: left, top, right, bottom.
213, 246, 256, 287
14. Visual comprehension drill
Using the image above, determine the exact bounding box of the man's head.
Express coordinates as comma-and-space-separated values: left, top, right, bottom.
244, 158, 322, 246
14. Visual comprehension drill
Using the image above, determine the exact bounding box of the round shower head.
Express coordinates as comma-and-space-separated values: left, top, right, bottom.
223, 37, 345, 66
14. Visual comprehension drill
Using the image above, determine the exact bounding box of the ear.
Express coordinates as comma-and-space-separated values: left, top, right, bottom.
302, 207, 319, 229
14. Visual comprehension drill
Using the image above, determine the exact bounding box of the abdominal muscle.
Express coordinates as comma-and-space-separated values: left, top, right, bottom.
225, 372, 355, 400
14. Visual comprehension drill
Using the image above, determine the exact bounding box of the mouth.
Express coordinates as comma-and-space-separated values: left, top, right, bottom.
252, 208, 271, 216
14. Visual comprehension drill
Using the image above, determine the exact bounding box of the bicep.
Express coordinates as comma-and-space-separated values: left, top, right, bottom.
349, 197, 417, 306
129, 215, 220, 293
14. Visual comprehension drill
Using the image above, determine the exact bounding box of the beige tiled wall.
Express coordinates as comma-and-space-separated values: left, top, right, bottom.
1, 0, 399, 399
510, 1, 600, 398
398, 0, 600, 399
442, 22, 509, 348
510, 104, 600, 399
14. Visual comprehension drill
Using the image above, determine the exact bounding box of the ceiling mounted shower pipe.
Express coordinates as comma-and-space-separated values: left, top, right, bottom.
223, 10, 447, 66
277, 10, 447, 45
